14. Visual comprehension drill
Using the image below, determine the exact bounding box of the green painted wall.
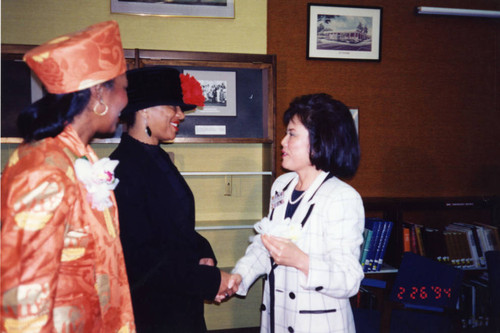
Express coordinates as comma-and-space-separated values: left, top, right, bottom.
1, 0, 267, 54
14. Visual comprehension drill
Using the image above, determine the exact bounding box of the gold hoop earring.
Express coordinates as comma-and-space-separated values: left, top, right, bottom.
93, 99, 109, 116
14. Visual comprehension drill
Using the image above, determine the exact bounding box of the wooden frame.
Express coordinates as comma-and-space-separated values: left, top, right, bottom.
110, 0, 234, 18
1, 45, 276, 145
307, 4, 382, 61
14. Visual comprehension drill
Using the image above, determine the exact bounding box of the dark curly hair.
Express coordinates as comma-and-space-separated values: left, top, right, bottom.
283, 93, 360, 178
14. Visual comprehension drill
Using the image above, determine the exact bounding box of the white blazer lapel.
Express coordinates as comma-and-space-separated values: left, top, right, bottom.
289, 171, 330, 226
270, 175, 298, 222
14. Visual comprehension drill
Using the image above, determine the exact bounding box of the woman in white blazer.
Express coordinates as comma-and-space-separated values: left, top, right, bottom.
229, 93, 365, 333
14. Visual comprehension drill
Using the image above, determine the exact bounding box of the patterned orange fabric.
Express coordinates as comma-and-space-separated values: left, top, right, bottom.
1, 126, 135, 333
23, 21, 126, 94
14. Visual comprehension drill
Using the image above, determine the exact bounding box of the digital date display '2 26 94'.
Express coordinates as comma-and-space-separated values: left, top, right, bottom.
396, 286, 452, 300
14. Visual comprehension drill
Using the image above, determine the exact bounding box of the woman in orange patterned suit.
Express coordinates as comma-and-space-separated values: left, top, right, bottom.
1, 21, 135, 332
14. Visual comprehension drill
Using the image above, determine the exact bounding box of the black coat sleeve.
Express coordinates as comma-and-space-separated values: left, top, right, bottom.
197, 232, 217, 265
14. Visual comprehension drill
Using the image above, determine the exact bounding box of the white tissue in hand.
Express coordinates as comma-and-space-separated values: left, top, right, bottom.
253, 217, 301, 241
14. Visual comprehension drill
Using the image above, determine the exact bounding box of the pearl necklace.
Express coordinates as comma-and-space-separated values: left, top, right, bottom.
288, 190, 306, 205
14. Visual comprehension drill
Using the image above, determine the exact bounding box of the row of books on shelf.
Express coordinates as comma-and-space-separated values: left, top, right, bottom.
352, 287, 382, 333
403, 221, 500, 269
354, 285, 379, 310
457, 274, 491, 329
360, 218, 394, 272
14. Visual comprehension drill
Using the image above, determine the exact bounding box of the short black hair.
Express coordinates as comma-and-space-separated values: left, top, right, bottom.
283, 93, 360, 178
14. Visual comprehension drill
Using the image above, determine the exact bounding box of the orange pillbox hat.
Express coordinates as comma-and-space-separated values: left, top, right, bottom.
23, 20, 126, 94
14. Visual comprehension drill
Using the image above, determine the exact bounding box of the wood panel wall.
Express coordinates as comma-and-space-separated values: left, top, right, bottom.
268, 0, 500, 198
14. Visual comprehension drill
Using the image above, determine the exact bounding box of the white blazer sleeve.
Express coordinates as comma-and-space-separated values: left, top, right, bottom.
232, 235, 270, 296
299, 183, 365, 298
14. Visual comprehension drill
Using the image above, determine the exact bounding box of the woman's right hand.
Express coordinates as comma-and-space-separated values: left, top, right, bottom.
228, 273, 242, 294
262, 234, 310, 276
214, 271, 242, 303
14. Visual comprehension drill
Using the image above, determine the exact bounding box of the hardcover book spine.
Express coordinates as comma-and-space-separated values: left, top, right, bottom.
360, 229, 373, 270
403, 224, 411, 253
364, 219, 383, 272
410, 224, 418, 255
371, 221, 388, 272
415, 224, 425, 257
375, 221, 393, 271
443, 231, 458, 266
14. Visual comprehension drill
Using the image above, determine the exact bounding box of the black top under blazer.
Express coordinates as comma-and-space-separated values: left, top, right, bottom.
111, 133, 221, 332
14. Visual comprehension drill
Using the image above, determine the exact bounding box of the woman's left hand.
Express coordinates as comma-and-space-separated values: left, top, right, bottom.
261, 234, 309, 275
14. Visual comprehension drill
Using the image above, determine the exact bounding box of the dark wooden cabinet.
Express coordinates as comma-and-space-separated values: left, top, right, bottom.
1, 44, 277, 145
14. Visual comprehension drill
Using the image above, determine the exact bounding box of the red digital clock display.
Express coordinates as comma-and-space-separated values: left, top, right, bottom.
390, 253, 463, 310
396, 286, 452, 300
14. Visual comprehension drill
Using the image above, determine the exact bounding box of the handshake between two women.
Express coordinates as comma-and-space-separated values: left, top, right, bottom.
211, 233, 306, 303
215, 271, 242, 303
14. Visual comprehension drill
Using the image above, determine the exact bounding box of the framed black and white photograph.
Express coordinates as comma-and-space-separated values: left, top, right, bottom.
183, 70, 237, 117
111, 0, 234, 18
307, 4, 382, 61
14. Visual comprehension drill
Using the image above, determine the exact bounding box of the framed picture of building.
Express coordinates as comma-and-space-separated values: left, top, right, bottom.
111, 0, 234, 18
307, 4, 382, 61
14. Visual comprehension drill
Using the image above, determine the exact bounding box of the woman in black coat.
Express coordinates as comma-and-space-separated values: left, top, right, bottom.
110, 66, 235, 332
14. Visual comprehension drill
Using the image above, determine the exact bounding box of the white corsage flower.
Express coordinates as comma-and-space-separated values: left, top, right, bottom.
74, 157, 119, 211
252, 217, 302, 243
